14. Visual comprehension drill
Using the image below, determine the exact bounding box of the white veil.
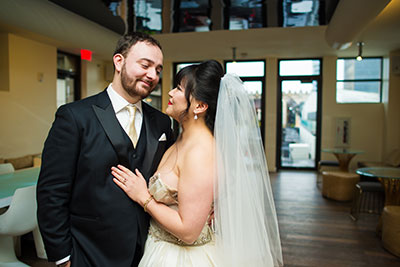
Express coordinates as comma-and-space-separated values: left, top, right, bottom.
214, 73, 283, 266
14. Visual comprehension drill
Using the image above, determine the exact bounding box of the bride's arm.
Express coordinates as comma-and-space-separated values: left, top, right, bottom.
112, 144, 215, 244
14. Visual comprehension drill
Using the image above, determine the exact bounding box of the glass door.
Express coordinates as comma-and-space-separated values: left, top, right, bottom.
277, 59, 322, 169
57, 51, 80, 107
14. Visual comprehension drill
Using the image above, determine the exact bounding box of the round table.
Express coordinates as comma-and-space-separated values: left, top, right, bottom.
356, 167, 400, 206
322, 148, 364, 172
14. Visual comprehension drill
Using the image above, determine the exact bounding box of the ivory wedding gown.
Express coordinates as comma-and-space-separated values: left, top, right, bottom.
138, 173, 217, 267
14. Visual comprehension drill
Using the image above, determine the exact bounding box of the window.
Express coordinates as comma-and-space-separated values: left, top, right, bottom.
105, 1, 122, 16
173, 0, 211, 32
336, 58, 382, 103
281, 0, 326, 27
134, 0, 162, 33
279, 59, 321, 76
224, 0, 266, 30
226, 61, 265, 77
175, 62, 200, 74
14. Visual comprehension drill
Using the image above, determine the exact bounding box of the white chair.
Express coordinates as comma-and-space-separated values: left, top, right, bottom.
289, 143, 310, 161
0, 185, 47, 266
0, 163, 15, 175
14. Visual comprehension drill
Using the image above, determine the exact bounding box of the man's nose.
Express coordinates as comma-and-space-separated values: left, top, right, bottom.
146, 67, 157, 80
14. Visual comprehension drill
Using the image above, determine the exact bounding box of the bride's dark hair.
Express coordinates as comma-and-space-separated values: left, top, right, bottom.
175, 60, 224, 132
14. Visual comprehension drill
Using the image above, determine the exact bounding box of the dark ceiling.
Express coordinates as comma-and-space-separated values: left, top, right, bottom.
49, 0, 125, 34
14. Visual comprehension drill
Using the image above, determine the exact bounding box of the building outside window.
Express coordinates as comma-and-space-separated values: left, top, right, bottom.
173, 0, 212, 32
281, 0, 324, 27
134, 0, 162, 33
336, 58, 383, 103
105, 0, 122, 16
224, 0, 266, 30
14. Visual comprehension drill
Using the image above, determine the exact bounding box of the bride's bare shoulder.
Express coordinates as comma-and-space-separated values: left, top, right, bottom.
179, 133, 215, 167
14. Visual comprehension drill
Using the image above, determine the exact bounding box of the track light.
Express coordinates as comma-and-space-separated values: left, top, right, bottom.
356, 42, 364, 61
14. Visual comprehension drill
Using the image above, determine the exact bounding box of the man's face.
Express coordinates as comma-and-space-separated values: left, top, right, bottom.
120, 41, 163, 99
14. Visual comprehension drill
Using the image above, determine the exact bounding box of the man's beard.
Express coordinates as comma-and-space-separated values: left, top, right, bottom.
121, 63, 154, 99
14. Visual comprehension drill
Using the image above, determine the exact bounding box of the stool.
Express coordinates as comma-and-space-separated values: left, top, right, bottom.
350, 181, 385, 221
317, 161, 340, 186
322, 171, 360, 201
318, 160, 340, 171
382, 206, 400, 257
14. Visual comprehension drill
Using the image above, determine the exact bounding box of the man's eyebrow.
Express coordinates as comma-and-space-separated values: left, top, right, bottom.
138, 58, 163, 70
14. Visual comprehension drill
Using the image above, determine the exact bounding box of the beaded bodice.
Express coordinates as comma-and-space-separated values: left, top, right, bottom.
147, 173, 213, 246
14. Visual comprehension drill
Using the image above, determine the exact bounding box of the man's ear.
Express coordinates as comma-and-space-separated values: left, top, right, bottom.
113, 54, 124, 73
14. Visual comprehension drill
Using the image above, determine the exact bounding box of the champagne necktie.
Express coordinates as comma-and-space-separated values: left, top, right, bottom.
126, 105, 138, 148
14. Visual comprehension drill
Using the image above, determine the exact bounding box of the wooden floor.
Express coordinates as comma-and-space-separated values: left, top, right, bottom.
271, 170, 399, 267
19, 170, 399, 266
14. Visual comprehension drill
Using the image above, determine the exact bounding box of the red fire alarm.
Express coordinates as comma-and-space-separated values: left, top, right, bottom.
81, 49, 92, 61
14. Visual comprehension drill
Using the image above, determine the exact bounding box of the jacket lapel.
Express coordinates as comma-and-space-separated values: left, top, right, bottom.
92, 91, 130, 167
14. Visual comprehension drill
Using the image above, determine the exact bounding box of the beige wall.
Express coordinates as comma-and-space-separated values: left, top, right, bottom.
0, 34, 10, 92
0, 33, 112, 158
321, 57, 386, 171
0, 34, 57, 158
1, 30, 399, 172
81, 59, 111, 98
384, 51, 400, 152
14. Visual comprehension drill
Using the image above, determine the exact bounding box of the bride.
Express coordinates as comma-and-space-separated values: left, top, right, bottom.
112, 60, 283, 266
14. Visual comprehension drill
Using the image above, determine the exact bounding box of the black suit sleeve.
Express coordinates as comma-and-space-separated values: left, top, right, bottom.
37, 105, 80, 261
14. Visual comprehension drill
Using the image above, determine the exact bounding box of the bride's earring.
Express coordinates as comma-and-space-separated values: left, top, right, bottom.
194, 113, 198, 120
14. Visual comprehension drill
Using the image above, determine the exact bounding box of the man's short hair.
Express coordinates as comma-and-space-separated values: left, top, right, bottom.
113, 32, 162, 58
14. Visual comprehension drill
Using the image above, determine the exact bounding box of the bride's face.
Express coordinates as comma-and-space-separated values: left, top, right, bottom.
166, 82, 188, 122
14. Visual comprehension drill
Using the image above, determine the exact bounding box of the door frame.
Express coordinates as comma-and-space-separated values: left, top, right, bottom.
57, 51, 81, 101
276, 58, 323, 170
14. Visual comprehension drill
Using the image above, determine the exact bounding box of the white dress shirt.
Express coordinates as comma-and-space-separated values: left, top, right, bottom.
107, 84, 143, 138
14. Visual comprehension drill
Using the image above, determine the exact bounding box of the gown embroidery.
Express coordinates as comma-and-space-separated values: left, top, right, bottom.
147, 173, 214, 246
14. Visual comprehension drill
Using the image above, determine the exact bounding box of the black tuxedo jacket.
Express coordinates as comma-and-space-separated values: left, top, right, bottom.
37, 90, 174, 266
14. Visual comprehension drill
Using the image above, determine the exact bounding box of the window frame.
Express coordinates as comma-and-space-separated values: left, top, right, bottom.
336, 57, 383, 104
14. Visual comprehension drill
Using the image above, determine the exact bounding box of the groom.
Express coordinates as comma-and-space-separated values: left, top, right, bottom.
37, 32, 174, 266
